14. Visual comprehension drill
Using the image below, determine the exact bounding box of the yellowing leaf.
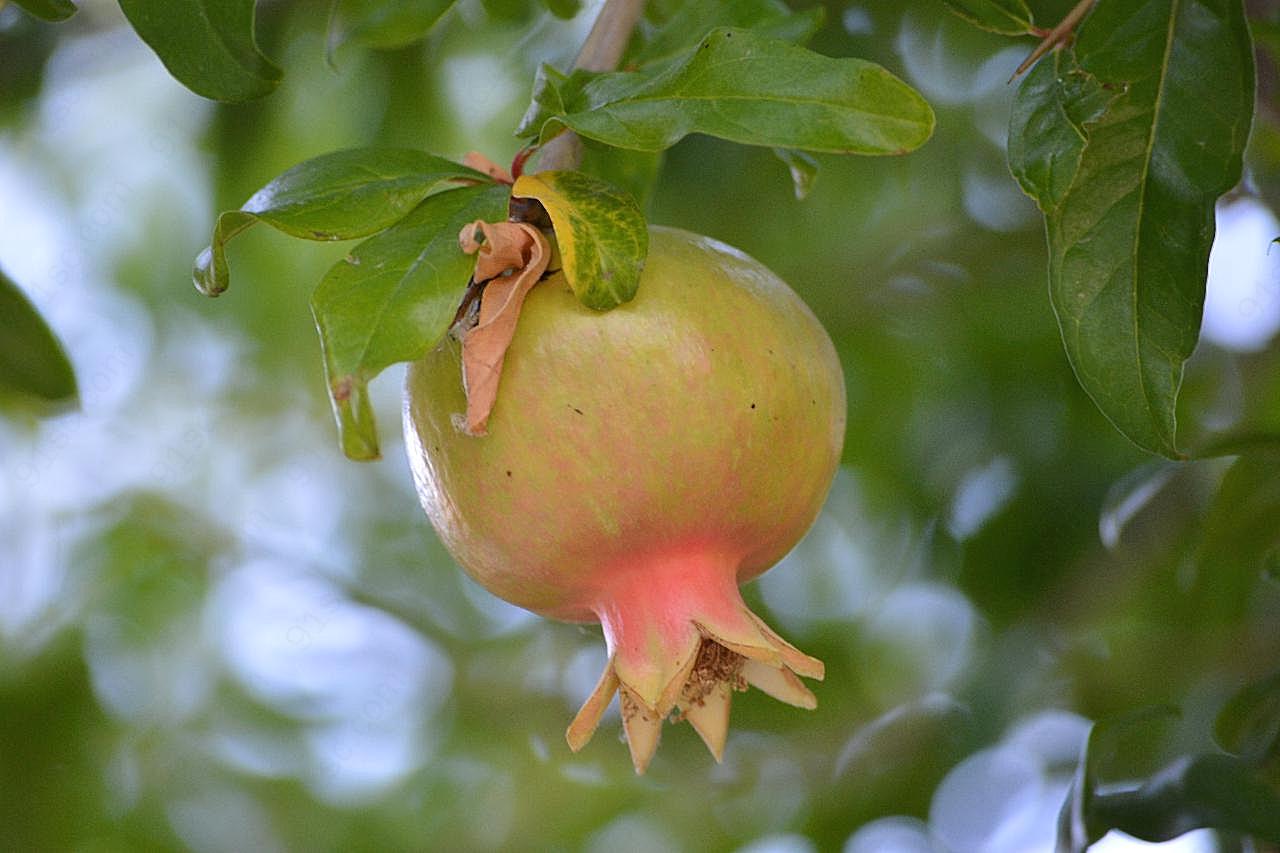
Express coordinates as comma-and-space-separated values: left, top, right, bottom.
510, 171, 647, 311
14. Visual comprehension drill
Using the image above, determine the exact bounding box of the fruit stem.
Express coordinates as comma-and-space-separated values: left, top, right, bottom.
532, 0, 646, 172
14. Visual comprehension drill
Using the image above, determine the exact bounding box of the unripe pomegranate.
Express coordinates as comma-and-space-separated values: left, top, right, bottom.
403, 225, 845, 772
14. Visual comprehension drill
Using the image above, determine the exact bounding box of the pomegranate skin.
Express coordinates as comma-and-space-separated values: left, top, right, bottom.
403, 225, 845, 770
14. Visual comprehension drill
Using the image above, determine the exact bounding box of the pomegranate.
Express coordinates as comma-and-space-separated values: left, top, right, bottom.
403, 225, 846, 772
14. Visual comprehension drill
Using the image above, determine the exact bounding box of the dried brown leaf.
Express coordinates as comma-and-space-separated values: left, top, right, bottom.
457, 220, 550, 435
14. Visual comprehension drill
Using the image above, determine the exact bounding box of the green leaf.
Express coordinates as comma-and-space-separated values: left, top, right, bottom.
331, 0, 456, 50
944, 0, 1035, 36
1059, 706, 1179, 852
626, 0, 824, 68
194, 148, 490, 296
511, 171, 648, 311
1060, 707, 1280, 850
11, 0, 77, 22
517, 64, 569, 139
1008, 51, 1118, 213
479, 0, 531, 23
1010, 0, 1254, 457
1089, 755, 1280, 845
771, 148, 819, 200
79, 492, 227, 641
1194, 450, 1280, 625
312, 183, 510, 461
520, 28, 935, 156
540, 0, 579, 19
0, 267, 77, 410
116, 0, 282, 102
577, 138, 663, 210
1192, 430, 1280, 458
1097, 458, 1178, 548
1216, 671, 1280, 771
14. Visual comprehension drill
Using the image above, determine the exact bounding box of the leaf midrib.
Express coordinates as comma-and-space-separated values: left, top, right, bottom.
1128, 0, 1182, 446
351, 226, 456, 375
190, 0, 266, 80
579, 90, 930, 130
347, 188, 497, 374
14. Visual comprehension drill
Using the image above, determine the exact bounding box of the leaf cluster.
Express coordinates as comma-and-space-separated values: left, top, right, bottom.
1058, 685, 1280, 851
180, 0, 933, 459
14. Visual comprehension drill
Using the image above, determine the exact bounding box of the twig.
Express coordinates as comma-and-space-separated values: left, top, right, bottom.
532, 0, 646, 172
1011, 0, 1097, 81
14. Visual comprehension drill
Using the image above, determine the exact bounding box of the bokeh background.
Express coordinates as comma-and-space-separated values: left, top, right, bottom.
2, 1, 1279, 850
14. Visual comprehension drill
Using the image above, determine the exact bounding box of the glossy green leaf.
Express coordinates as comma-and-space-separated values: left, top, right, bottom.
944, 0, 1035, 35
1010, 0, 1254, 457
331, 0, 456, 50
626, 0, 824, 67
520, 28, 935, 156
1194, 450, 1280, 625
771, 148, 819, 200
195, 148, 490, 296
312, 183, 509, 461
11, 0, 77, 21
511, 171, 647, 311
0, 268, 76, 410
1008, 51, 1117, 213
117, 0, 282, 102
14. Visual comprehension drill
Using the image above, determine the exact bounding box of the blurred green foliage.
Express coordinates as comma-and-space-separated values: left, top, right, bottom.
1, 1, 1279, 851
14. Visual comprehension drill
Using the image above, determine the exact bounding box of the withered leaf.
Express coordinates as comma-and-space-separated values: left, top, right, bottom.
457, 220, 550, 435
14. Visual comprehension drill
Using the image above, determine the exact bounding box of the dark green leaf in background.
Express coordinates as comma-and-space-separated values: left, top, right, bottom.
577, 138, 663, 211
11, 0, 77, 22
1059, 706, 1280, 851
1087, 754, 1280, 846
1216, 671, 1280, 774
540, 0, 580, 19
771, 148, 819, 200
479, 0, 532, 23
195, 148, 491, 296
1059, 706, 1180, 853
626, 0, 824, 67
330, 0, 457, 50
311, 183, 509, 461
1096, 457, 1178, 548
944, 0, 1035, 36
1194, 449, 1280, 625
511, 170, 647, 311
1009, 0, 1255, 457
117, 0, 282, 102
80, 492, 227, 641
519, 28, 935, 156
0, 267, 77, 411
